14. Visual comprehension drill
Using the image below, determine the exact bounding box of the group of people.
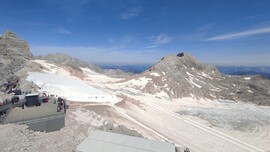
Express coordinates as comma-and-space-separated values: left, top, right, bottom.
0, 99, 10, 106
56, 97, 66, 112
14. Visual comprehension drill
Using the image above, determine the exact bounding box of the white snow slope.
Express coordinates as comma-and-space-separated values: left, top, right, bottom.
27, 72, 117, 103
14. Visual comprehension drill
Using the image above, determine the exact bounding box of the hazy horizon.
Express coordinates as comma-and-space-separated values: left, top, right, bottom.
31, 51, 270, 67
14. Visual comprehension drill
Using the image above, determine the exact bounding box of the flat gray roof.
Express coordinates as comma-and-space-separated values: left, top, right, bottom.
76, 130, 175, 152
4, 101, 64, 123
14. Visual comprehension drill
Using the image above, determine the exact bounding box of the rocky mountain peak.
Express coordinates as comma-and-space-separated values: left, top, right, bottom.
0, 31, 34, 93
160, 52, 196, 61
125, 52, 270, 105
0, 30, 32, 59
176, 52, 198, 63
151, 52, 218, 74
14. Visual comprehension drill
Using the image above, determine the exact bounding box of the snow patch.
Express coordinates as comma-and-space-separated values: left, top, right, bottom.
218, 85, 229, 90
186, 72, 194, 77
209, 84, 221, 92
150, 73, 160, 77
162, 79, 167, 82
244, 77, 251, 80
183, 65, 187, 69
185, 78, 202, 88
191, 79, 202, 88
198, 79, 206, 84
209, 94, 216, 98
126, 77, 152, 87
155, 91, 170, 99
185, 72, 202, 88
248, 90, 253, 93
185, 78, 194, 88
81, 67, 121, 83
198, 72, 213, 80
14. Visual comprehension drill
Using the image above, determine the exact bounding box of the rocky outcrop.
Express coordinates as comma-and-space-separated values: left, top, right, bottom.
0, 30, 32, 59
0, 30, 34, 92
127, 52, 270, 105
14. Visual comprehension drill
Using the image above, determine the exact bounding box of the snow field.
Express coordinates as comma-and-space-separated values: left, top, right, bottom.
27, 72, 117, 103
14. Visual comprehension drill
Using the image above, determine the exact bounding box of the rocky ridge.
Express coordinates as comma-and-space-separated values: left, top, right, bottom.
36, 53, 104, 73
36, 53, 132, 78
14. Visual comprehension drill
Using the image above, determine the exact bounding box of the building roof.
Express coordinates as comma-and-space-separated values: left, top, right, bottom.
76, 130, 175, 152
4, 100, 64, 123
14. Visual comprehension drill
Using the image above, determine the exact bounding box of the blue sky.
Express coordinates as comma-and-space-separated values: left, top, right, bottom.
1, 0, 270, 65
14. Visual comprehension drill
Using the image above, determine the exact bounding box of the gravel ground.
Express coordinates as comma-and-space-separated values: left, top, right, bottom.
0, 104, 172, 152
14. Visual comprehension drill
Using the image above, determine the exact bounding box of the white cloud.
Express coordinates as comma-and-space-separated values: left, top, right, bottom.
145, 45, 158, 48
195, 24, 214, 31
53, 28, 72, 35
117, 36, 135, 48
121, 7, 142, 19
26, 22, 53, 26
205, 26, 270, 41
108, 36, 135, 49
41, 0, 91, 17
150, 34, 173, 44
244, 15, 260, 19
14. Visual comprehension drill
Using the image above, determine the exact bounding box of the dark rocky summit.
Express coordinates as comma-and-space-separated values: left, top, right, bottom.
130, 52, 270, 105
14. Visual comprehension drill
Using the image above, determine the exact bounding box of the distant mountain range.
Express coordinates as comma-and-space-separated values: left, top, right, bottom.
99, 64, 152, 74
217, 66, 270, 79
100, 64, 270, 79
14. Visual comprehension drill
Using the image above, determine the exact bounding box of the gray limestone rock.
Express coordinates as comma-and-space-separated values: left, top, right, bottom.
0, 30, 33, 93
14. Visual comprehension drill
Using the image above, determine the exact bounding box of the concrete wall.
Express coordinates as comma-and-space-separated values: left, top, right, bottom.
15, 114, 65, 132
